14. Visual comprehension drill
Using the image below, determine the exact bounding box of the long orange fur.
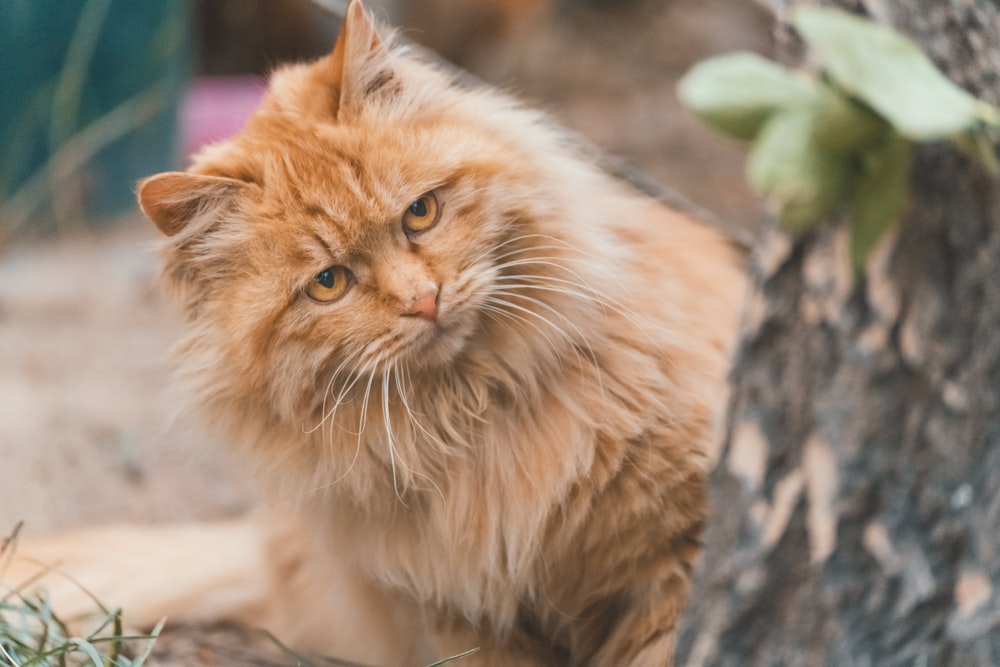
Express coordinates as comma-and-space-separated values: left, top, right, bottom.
4, 2, 746, 664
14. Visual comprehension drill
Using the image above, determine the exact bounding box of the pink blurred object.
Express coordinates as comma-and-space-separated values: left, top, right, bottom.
181, 76, 267, 159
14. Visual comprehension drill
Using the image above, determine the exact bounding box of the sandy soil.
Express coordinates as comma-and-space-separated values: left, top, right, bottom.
0, 224, 253, 537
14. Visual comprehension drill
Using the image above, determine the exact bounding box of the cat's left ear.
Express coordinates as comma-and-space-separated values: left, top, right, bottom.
138, 172, 250, 237
326, 0, 396, 117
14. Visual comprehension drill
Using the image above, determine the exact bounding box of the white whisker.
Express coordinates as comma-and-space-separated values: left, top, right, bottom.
490, 245, 586, 265
482, 297, 570, 361
306, 353, 381, 494
395, 363, 451, 456
490, 265, 664, 353
304, 347, 363, 434
356, 353, 380, 441
491, 275, 652, 343
382, 365, 407, 506
486, 288, 604, 397
392, 362, 445, 500
492, 277, 606, 309
467, 233, 581, 268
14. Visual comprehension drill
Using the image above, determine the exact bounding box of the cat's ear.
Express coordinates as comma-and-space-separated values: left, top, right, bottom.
138, 172, 250, 237
326, 0, 395, 117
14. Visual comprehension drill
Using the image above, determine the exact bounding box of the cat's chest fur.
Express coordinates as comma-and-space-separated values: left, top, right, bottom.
309, 315, 706, 633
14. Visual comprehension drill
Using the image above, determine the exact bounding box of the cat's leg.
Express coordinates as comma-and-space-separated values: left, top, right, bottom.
423, 616, 560, 667
585, 569, 691, 667
0, 514, 415, 665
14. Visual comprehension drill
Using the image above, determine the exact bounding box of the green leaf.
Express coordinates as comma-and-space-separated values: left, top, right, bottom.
952, 131, 1000, 177
849, 134, 911, 273
811, 84, 889, 154
794, 7, 1000, 140
677, 52, 818, 141
748, 106, 853, 232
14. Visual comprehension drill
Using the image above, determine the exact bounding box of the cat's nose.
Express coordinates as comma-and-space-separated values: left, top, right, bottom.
404, 283, 439, 323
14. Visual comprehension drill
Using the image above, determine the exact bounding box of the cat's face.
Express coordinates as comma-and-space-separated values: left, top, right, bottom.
138, 1, 589, 421
206, 119, 525, 381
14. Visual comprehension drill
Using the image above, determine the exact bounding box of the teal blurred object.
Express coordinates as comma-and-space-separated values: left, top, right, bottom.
0, 0, 190, 235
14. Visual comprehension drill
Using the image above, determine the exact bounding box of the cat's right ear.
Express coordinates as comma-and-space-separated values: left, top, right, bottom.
325, 0, 395, 117
138, 172, 249, 237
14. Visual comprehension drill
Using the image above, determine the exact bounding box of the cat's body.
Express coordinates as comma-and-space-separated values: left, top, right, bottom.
4, 2, 745, 665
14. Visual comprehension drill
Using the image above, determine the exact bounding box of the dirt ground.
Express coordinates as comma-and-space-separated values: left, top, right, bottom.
0, 224, 254, 536
1, 0, 769, 661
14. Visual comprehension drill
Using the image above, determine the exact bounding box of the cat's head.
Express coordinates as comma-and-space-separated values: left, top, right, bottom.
138, 0, 613, 426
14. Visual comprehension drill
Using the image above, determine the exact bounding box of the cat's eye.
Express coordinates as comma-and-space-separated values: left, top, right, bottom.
402, 192, 440, 235
305, 266, 353, 303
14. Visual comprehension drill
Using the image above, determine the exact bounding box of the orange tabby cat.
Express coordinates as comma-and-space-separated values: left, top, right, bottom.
4, 1, 745, 664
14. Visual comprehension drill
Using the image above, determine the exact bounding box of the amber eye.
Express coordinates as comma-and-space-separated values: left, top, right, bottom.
305, 266, 353, 302
402, 192, 440, 234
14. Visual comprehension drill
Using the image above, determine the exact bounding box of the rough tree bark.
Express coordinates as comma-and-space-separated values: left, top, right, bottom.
677, 1, 1000, 665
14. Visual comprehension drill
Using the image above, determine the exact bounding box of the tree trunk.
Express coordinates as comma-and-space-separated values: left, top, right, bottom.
677, 1, 1000, 665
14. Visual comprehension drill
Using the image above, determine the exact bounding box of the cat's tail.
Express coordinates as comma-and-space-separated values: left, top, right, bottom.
1, 517, 275, 632
0, 513, 413, 663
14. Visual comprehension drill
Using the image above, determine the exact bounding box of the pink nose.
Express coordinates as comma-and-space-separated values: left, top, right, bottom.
405, 285, 439, 323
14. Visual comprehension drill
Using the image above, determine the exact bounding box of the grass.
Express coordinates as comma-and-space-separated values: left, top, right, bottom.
0, 523, 162, 667
265, 629, 480, 667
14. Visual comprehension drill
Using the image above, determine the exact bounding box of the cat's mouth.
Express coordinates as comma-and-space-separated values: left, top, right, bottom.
403, 305, 476, 368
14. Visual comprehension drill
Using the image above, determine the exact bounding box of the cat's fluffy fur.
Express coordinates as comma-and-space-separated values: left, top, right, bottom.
4, 2, 745, 664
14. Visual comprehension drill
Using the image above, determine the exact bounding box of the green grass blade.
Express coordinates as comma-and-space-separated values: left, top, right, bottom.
424, 647, 480, 666
128, 618, 164, 667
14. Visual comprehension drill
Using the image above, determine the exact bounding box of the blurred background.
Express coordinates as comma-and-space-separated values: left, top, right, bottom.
0, 0, 770, 536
